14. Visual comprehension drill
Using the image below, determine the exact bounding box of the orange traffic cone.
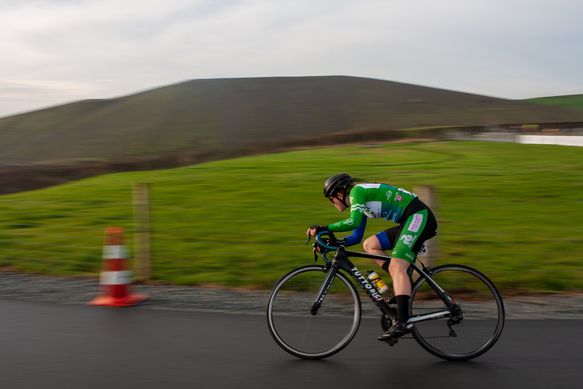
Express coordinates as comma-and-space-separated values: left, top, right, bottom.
87, 227, 148, 307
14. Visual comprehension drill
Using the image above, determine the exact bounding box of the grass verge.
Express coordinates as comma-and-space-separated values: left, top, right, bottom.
0, 140, 582, 293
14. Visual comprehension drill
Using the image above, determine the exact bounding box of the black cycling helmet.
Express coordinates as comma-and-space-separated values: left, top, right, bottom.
323, 173, 353, 198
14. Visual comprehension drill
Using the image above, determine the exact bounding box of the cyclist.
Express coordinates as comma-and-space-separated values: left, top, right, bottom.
307, 173, 438, 341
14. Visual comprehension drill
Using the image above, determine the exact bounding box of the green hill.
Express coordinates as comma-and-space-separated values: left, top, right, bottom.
524, 94, 583, 111
2, 76, 583, 164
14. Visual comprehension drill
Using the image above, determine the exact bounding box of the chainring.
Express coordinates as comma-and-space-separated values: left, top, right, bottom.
380, 309, 397, 332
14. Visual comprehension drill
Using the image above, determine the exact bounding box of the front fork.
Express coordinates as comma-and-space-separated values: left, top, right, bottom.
309, 264, 338, 315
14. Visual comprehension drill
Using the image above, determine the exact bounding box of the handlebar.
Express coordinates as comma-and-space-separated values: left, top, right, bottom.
305, 230, 340, 250
305, 230, 345, 264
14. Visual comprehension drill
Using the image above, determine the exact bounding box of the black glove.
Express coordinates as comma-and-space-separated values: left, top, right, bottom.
309, 225, 328, 234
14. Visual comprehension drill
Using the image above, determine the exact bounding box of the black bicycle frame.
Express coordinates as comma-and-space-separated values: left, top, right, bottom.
310, 246, 457, 322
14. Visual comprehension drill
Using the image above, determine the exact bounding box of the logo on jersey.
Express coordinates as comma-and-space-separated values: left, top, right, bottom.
343, 218, 354, 226
386, 191, 393, 201
400, 234, 414, 247
395, 194, 403, 202
408, 214, 423, 232
364, 207, 377, 218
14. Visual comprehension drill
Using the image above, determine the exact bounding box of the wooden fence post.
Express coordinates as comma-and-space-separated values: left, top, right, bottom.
414, 185, 439, 265
132, 183, 151, 282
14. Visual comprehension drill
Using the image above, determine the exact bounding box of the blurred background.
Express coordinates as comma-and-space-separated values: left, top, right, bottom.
1, 0, 583, 297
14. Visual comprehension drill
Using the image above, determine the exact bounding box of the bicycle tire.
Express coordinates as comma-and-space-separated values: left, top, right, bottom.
410, 264, 505, 361
266, 265, 361, 359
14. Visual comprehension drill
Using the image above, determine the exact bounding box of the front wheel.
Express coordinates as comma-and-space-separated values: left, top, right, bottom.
410, 264, 505, 361
266, 265, 361, 359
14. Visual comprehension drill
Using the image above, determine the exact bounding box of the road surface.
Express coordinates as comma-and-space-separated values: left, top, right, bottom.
1, 298, 581, 389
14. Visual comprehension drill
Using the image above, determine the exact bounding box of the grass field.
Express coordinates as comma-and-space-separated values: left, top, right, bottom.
525, 94, 583, 111
0, 140, 582, 294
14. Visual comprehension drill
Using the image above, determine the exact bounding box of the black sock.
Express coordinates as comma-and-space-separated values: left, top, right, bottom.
396, 295, 410, 323
381, 261, 390, 276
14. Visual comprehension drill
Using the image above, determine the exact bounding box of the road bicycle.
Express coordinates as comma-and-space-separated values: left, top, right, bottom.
266, 231, 505, 360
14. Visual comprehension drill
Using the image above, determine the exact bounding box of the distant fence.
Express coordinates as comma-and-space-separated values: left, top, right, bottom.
0, 183, 582, 292
516, 135, 583, 147
452, 132, 583, 147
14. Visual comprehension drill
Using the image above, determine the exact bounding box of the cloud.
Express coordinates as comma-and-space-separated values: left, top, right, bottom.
1, 0, 582, 117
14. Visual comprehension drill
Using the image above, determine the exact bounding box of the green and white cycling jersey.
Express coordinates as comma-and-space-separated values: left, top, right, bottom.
328, 183, 417, 233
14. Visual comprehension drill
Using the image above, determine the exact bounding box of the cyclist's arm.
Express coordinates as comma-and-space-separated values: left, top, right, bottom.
326, 185, 366, 233
344, 216, 367, 246
326, 206, 365, 233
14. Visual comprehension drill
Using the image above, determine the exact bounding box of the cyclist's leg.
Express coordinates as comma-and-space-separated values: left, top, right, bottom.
363, 226, 400, 270
362, 235, 389, 267
380, 209, 437, 340
388, 257, 412, 295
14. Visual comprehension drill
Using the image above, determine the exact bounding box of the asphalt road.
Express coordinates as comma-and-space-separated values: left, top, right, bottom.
1, 298, 582, 389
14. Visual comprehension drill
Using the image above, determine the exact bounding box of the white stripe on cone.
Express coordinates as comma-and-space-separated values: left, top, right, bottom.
102, 245, 129, 259
100, 244, 133, 285
100, 270, 134, 285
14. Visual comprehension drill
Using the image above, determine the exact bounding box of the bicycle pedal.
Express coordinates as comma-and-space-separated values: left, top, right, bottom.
388, 338, 398, 346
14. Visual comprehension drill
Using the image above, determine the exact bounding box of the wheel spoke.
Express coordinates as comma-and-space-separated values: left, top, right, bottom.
267, 265, 361, 359
410, 265, 505, 360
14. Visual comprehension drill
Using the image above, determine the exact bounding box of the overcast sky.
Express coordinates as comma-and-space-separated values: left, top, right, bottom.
1, 0, 582, 118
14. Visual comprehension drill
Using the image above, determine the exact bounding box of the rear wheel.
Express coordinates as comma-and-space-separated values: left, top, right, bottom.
266, 265, 361, 359
410, 264, 505, 361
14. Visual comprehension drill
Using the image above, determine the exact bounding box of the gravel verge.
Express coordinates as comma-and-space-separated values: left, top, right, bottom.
1, 272, 582, 319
